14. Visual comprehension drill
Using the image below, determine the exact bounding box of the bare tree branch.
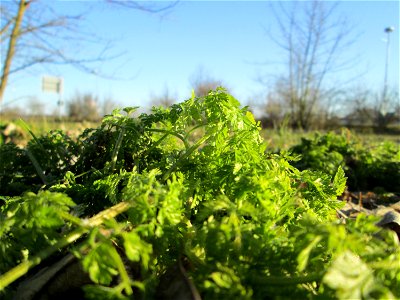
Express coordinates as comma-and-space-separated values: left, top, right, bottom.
105, 0, 178, 13
264, 0, 358, 130
189, 66, 228, 97
0, 0, 178, 103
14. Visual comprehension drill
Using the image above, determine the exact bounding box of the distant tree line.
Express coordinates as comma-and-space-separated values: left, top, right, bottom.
259, 86, 399, 133
256, 1, 399, 133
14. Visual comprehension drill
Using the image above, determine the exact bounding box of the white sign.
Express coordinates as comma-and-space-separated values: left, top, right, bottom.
42, 76, 63, 94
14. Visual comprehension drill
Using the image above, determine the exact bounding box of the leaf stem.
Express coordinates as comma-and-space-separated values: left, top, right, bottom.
249, 271, 325, 286
162, 134, 211, 181
0, 201, 131, 290
146, 128, 190, 150
110, 127, 125, 173
25, 149, 48, 185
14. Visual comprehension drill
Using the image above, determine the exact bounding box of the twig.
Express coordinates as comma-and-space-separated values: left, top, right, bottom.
336, 209, 348, 219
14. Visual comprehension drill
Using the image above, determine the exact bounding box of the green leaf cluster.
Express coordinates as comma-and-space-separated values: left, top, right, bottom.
0, 89, 399, 299
0, 191, 76, 272
290, 131, 400, 192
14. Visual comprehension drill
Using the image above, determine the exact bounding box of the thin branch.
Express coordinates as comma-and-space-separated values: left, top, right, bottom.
0, 0, 178, 102
105, 0, 179, 13
0, 18, 14, 38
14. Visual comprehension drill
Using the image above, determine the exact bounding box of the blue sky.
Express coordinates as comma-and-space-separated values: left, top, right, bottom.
1, 0, 399, 115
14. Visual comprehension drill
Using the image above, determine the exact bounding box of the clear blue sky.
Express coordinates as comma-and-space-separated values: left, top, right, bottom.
2, 0, 399, 115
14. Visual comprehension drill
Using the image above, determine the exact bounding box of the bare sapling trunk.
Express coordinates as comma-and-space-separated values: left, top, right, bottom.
0, 0, 30, 103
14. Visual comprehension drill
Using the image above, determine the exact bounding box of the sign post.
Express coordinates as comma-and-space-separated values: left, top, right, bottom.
42, 76, 63, 119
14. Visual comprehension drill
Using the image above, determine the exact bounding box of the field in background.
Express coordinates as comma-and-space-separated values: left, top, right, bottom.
1, 116, 98, 134
1, 115, 399, 149
261, 128, 400, 151
0, 116, 99, 146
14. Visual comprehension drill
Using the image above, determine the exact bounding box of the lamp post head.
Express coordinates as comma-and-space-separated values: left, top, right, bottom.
385, 26, 395, 33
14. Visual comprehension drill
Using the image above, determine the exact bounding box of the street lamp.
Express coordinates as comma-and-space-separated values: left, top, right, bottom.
382, 26, 394, 105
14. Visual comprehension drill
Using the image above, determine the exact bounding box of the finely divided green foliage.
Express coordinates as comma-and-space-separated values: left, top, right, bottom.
290, 131, 400, 193
0, 191, 76, 272
0, 89, 399, 299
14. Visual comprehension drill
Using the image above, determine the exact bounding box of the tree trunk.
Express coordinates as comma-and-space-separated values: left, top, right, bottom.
0, 0, 30, 103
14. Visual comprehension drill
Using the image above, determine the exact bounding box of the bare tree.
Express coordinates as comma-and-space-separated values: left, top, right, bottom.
0, 105, 25, 118
150, 86, 176, 108
189, 67, 228, 97
374, 88, 399, 131
265, 0, 357, 129
264, 101, 286, 129
67, 92, 99, 121
344, 86, 399, 131
0, 0, 176, 102
100, 96, 119, 117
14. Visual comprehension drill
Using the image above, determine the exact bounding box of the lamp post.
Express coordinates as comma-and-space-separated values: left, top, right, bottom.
382, 26, 394, 105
